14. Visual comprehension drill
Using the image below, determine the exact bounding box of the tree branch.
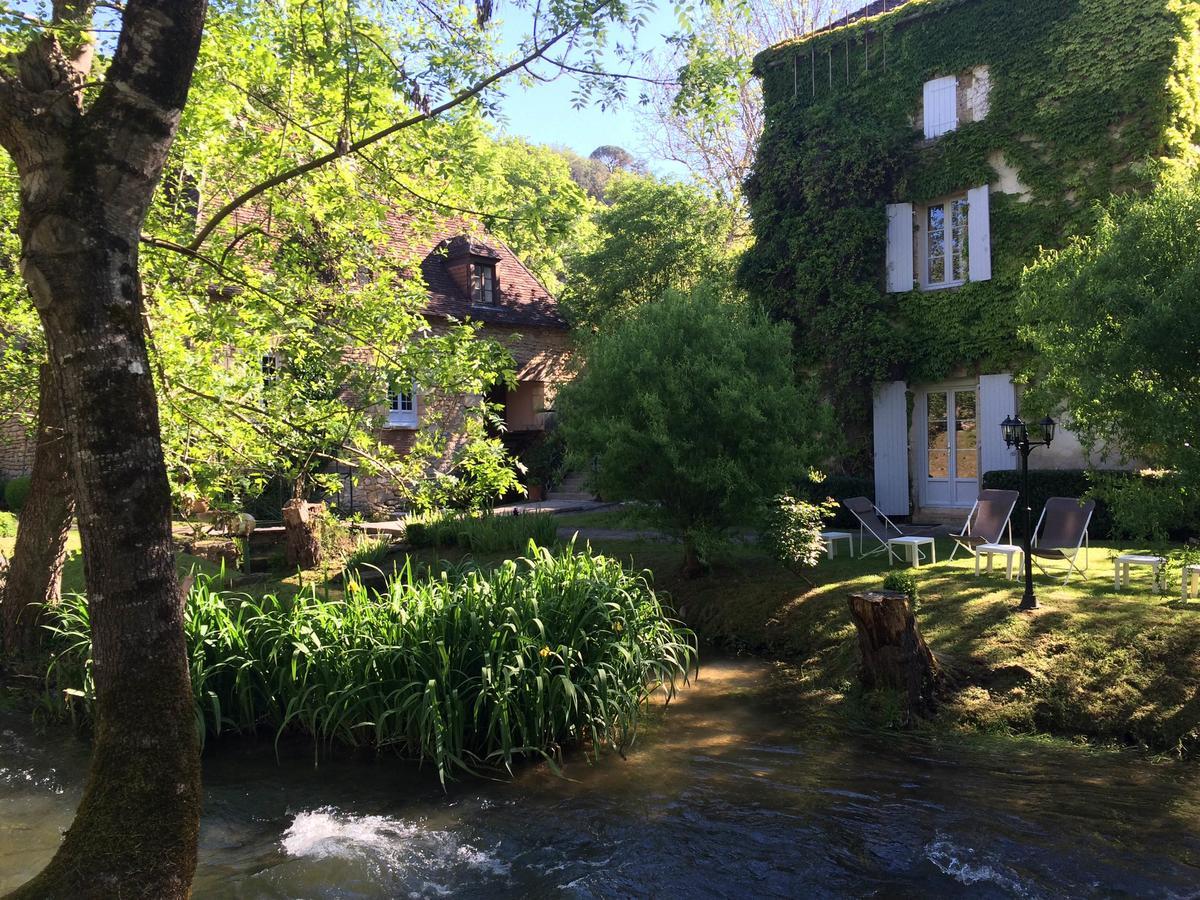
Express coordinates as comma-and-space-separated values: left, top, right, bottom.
189, 3, 611, 251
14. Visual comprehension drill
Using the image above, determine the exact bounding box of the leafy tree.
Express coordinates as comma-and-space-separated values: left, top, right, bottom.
556, 283, 834, 574
562, 173, 739, 330
590, 143, 642, 173
1019, 170, 1200, 481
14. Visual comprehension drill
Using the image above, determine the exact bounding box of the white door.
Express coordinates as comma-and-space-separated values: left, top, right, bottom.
923, 388, 979, 508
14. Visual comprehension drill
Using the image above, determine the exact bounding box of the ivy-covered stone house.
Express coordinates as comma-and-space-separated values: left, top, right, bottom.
742, 0, 1200, 518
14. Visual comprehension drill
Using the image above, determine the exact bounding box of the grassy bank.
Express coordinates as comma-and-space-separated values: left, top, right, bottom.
575, 530, 1200, 757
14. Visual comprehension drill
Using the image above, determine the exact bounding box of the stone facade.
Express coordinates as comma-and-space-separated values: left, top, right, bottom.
0, 417, 33, 480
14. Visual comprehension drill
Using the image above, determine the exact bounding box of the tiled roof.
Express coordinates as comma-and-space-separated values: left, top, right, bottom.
382, 212, 567, 330
824, 0, 916, 31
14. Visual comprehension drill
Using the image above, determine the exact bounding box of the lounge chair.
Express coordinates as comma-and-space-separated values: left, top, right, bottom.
948, 489, 1019, 561
842, 497, 938, 560
1030, 497, 1095, 583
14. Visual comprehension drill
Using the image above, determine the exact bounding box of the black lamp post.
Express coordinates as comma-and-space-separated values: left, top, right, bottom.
1001, 414, 1056, 610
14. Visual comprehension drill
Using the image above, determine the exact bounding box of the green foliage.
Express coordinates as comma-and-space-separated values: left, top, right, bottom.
881, 571, 920, 610
45, 546, 698, 782
405, 510, 558, 554
763, 495, 838, 573
980, 469, 1109, 539
342, 535, 393, 579
556, 283, 836, 555
1088, 472, 1200, 546
742, 0, 1200, 441
562, 175, 739, 331
0, 509, 16, 537
518, 428, 567, 488
1019, 172, 1200, 482
795, 471, 874, 528
4, 475, 30, 513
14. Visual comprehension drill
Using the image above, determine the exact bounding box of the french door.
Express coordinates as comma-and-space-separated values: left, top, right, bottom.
923, 388, 978, 508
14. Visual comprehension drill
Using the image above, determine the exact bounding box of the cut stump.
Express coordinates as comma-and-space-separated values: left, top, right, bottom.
847, 590, 941, 717
283, 499, 325, 570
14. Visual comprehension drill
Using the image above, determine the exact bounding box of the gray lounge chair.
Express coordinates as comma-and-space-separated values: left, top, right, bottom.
842, 497, 937, 560
949, 489, 1019, 562
1031, 497, 1095, 583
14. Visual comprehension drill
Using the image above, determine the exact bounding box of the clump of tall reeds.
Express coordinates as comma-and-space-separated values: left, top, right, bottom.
45, 541, 697, 783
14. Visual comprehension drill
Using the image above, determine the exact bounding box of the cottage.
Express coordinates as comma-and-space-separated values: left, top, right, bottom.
745, 0, 1200, 518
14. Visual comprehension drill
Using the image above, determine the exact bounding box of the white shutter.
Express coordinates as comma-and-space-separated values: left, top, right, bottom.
923, 76, 958, 138
978, 373, 1017, 475
885, 203, 914, 293
873, 381, 910, 516
968, 185, 992, 282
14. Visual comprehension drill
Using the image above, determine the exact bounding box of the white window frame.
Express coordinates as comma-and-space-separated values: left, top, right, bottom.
387, 387, 418, 428
471, 263, 496, 305
261, 351, 279, 387
915, 194, 970, 290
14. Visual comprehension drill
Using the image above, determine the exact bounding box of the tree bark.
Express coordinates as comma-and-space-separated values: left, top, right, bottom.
1, 363, 74, 666
283, 498, 324, 569
0, 2, 209, 896
847, 590, 941, 717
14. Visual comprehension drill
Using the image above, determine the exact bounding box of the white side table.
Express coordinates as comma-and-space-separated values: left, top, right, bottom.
1182, 564, 1200, 601
1114, 554, 1166, 591
887, 536, 936, 568
974, 543, 1023, 580
820, 531, 854, 560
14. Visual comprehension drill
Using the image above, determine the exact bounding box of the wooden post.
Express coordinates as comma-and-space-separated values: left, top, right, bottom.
847, 590, 941, 716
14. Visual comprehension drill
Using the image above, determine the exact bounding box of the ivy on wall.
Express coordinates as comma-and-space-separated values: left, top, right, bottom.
740, 0, 1200, 466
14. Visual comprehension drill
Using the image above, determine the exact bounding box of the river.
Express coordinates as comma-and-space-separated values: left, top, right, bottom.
2, 657, 1198, 898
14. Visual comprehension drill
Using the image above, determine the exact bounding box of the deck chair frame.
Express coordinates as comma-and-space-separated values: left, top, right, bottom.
1030, 499, 1094, 584
843, 498, 933, 562
948, 491, 1018, 562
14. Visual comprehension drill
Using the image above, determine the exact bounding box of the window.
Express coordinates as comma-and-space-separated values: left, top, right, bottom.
471, 263, 496, 305
926, 196, 969, 287
261, 352, 278, 388
387, 387, 417, 428
923, 75, 958, 139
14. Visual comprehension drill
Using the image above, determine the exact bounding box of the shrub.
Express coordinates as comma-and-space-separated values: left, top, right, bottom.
405, 510, 558, 554
0, 510, 17, 537
4, 476, 31, 513
763, 495, 838, 575
881, 571, 919, 610
342, 535, 392, 578
557, 283, 836, 572
45, 543, 698, 782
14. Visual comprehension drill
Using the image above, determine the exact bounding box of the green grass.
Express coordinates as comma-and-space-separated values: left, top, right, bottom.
0, 531, 227, 594
552, 505, 660, 531
573, 534, 1200, 756
44, 541, 698, 783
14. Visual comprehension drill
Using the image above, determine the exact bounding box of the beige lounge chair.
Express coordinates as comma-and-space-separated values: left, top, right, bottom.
1030, 497, 1095, 583
842, 497, 937, 560
949, 489, 1019, 561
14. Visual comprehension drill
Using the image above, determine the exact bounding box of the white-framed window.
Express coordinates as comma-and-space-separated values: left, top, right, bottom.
886, 186, 991, 293
387, 387, 417, 428
261, 351, 279, 388
471, 263, 496, 305
926, 196, 970, 287
923, 75, 958, 139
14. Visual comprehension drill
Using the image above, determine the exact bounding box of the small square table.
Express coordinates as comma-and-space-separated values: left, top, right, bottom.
1114, 554, 1166, 591
974, 543, 1023, 580
820, 531, 854, 560
1182, 564, 1200, 601
887, 535, 936, 568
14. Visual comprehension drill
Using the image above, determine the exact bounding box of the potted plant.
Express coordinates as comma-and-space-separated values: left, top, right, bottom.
526, 477, 546, 503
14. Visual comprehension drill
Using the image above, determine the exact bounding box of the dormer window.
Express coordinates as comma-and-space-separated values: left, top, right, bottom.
471, 263, 496, 305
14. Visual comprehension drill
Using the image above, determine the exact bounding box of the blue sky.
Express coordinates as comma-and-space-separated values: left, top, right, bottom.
489, 3, 689, 177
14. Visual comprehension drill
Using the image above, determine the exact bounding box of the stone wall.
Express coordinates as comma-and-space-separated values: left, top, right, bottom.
0, 416, 33, 480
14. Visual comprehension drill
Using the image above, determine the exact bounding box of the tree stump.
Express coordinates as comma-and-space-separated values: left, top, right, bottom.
847, 590, 941, 717
282, 499, 325, 570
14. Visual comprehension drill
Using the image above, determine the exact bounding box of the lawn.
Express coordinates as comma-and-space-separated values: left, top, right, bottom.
571, 530, 1200, 757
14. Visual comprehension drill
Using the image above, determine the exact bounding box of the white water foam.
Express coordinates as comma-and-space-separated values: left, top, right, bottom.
925, 836, 1037, 898
281, 807, 510, 884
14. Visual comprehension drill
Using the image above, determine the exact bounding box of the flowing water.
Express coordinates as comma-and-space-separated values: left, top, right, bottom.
2, 657, 1198, 898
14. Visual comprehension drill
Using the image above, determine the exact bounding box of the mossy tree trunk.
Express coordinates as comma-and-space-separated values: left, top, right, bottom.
1, 363, 74, 665
0, 1, 208, 896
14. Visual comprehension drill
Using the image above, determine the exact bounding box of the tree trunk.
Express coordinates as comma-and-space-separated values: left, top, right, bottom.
283, 498, 325, 569
847, 590, 941, 717
0, 2, 209, 896
1, 363, 74, 666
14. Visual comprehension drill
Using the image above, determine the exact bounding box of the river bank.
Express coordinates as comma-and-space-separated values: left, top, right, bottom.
574, 532, 1200, 758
